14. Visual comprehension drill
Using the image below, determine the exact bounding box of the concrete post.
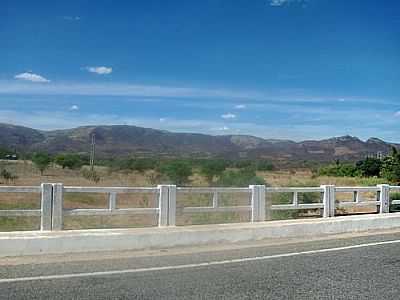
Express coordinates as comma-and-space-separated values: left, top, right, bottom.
378, 184, 390, 213
322, 185, 335, 217
158, 185, 169, 227
108, 192, 117, 211
52, 183, 64, 230
168, 185, 177, 226
40, 183, 53, 231
250, 185, 266, 222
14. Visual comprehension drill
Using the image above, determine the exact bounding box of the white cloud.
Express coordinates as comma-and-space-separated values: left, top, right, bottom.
63, 16, 81, 21
85, 66, 112, 75
159, 118, 166, 122
234, 104, 246, 109
14, 72, 50, 83
217, 126, 230, 131
394, 111, 400, 117
269, 0, 306, 7
270, 0, 288, 6
69, 105, 79, 111
221, 113, 236, 120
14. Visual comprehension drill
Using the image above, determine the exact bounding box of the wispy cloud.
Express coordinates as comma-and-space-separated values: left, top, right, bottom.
270, 0, 288, 6
14, 72, 50, 83
269, 0, 306, 7
85, 66, 113, 75
221, 113, 236, 120
63, 16, 81, 21
69, 105, 79, 111
394, 111, 400, 117
234, 104, 246, 109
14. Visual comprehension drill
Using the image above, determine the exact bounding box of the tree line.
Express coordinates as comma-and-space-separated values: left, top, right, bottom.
317, 148, 400, 183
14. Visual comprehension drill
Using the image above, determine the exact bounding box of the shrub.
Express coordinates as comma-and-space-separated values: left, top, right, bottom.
159, 160, 192, 185
318, 163, 360, 177
81, 169, 101, 183
356, 157, 382, 177
55, 153, 85, 170
0, 169, 18, 183
255, 160, 274, 171
217, 168, 266, 187
381, 148, 400, 183
199, 159, 228, 184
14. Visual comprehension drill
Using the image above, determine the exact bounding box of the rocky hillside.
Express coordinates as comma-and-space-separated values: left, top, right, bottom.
0, 123, 398, 162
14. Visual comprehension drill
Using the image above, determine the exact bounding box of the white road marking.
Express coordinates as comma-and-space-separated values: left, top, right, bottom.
1, 239, 400, 284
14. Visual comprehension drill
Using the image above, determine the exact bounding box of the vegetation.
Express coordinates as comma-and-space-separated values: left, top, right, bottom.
31, 152, 52, 175
0, 169, 18, 183
316, 149, 400, 184
199, 159, 228, 184
159, 160, 193, 185
217, 167, 266, 187
54, 154, 86, 170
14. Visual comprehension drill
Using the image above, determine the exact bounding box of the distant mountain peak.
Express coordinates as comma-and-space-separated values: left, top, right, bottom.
0, 122, 399, 163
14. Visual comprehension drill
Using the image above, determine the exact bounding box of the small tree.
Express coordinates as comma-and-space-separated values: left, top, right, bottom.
356, 157, 382, 177
200, 160, 227, 185
32, 152, 51, 175
55, 154, 84, 169
160, 160, 192, 185
381, 148, 400, 183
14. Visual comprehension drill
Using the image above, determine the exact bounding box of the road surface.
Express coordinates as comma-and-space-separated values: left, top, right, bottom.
1, 230, 400, 299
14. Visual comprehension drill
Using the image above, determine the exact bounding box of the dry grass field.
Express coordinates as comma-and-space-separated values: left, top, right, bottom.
0, 160, 388, 231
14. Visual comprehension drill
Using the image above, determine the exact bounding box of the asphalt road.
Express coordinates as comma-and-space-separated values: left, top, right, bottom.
1, 230, 400, 299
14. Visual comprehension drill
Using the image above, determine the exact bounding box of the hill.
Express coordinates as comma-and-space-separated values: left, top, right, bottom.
0, 123, 398, 163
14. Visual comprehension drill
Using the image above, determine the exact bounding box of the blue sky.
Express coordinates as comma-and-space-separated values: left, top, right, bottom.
0, 0, 399, 141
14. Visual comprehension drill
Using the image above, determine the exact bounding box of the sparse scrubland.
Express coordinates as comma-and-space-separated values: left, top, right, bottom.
1, 147, 400, 231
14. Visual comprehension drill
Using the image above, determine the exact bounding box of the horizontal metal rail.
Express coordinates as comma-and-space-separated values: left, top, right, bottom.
0, 209, 41, 217
178, 187, 250, 193
271, 203, 323, 210
266, 187, 323, 193
0, 186, 41, 193
337, 201, 380, 208
64, 187, 158, 193
64, 208, 159, 216
335, 187, 380, 192
183, 205, 251, 213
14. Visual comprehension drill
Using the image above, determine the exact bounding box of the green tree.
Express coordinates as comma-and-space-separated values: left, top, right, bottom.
381, 148, 400, 183
200, 160, 227, 185
256, 160, 274, 171
356, 157, 382, 177
55, 154, 84, 169
32, 152, 51, 175
160, 160, 192, 185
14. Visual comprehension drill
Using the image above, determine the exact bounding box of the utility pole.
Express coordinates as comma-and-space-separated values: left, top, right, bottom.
90, 133, 96, 171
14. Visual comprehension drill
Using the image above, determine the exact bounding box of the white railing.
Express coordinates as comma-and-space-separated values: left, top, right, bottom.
0, 183, 396, 231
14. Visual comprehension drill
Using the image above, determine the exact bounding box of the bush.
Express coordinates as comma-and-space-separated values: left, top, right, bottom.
318, 163, 360, 177
381, 148, 400, 183
356, 157, 382, 177
81, 169, 101, 183
55, 154, 85, 170
199, 159, 228, 184
159, 160, 192, 185
128, 158, 159, 173
0, 169, 18, 183
255, 160, 274, 171
217, 168, 266, 187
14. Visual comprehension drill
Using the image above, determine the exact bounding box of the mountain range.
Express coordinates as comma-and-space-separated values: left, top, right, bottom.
0, 123, 398, 163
